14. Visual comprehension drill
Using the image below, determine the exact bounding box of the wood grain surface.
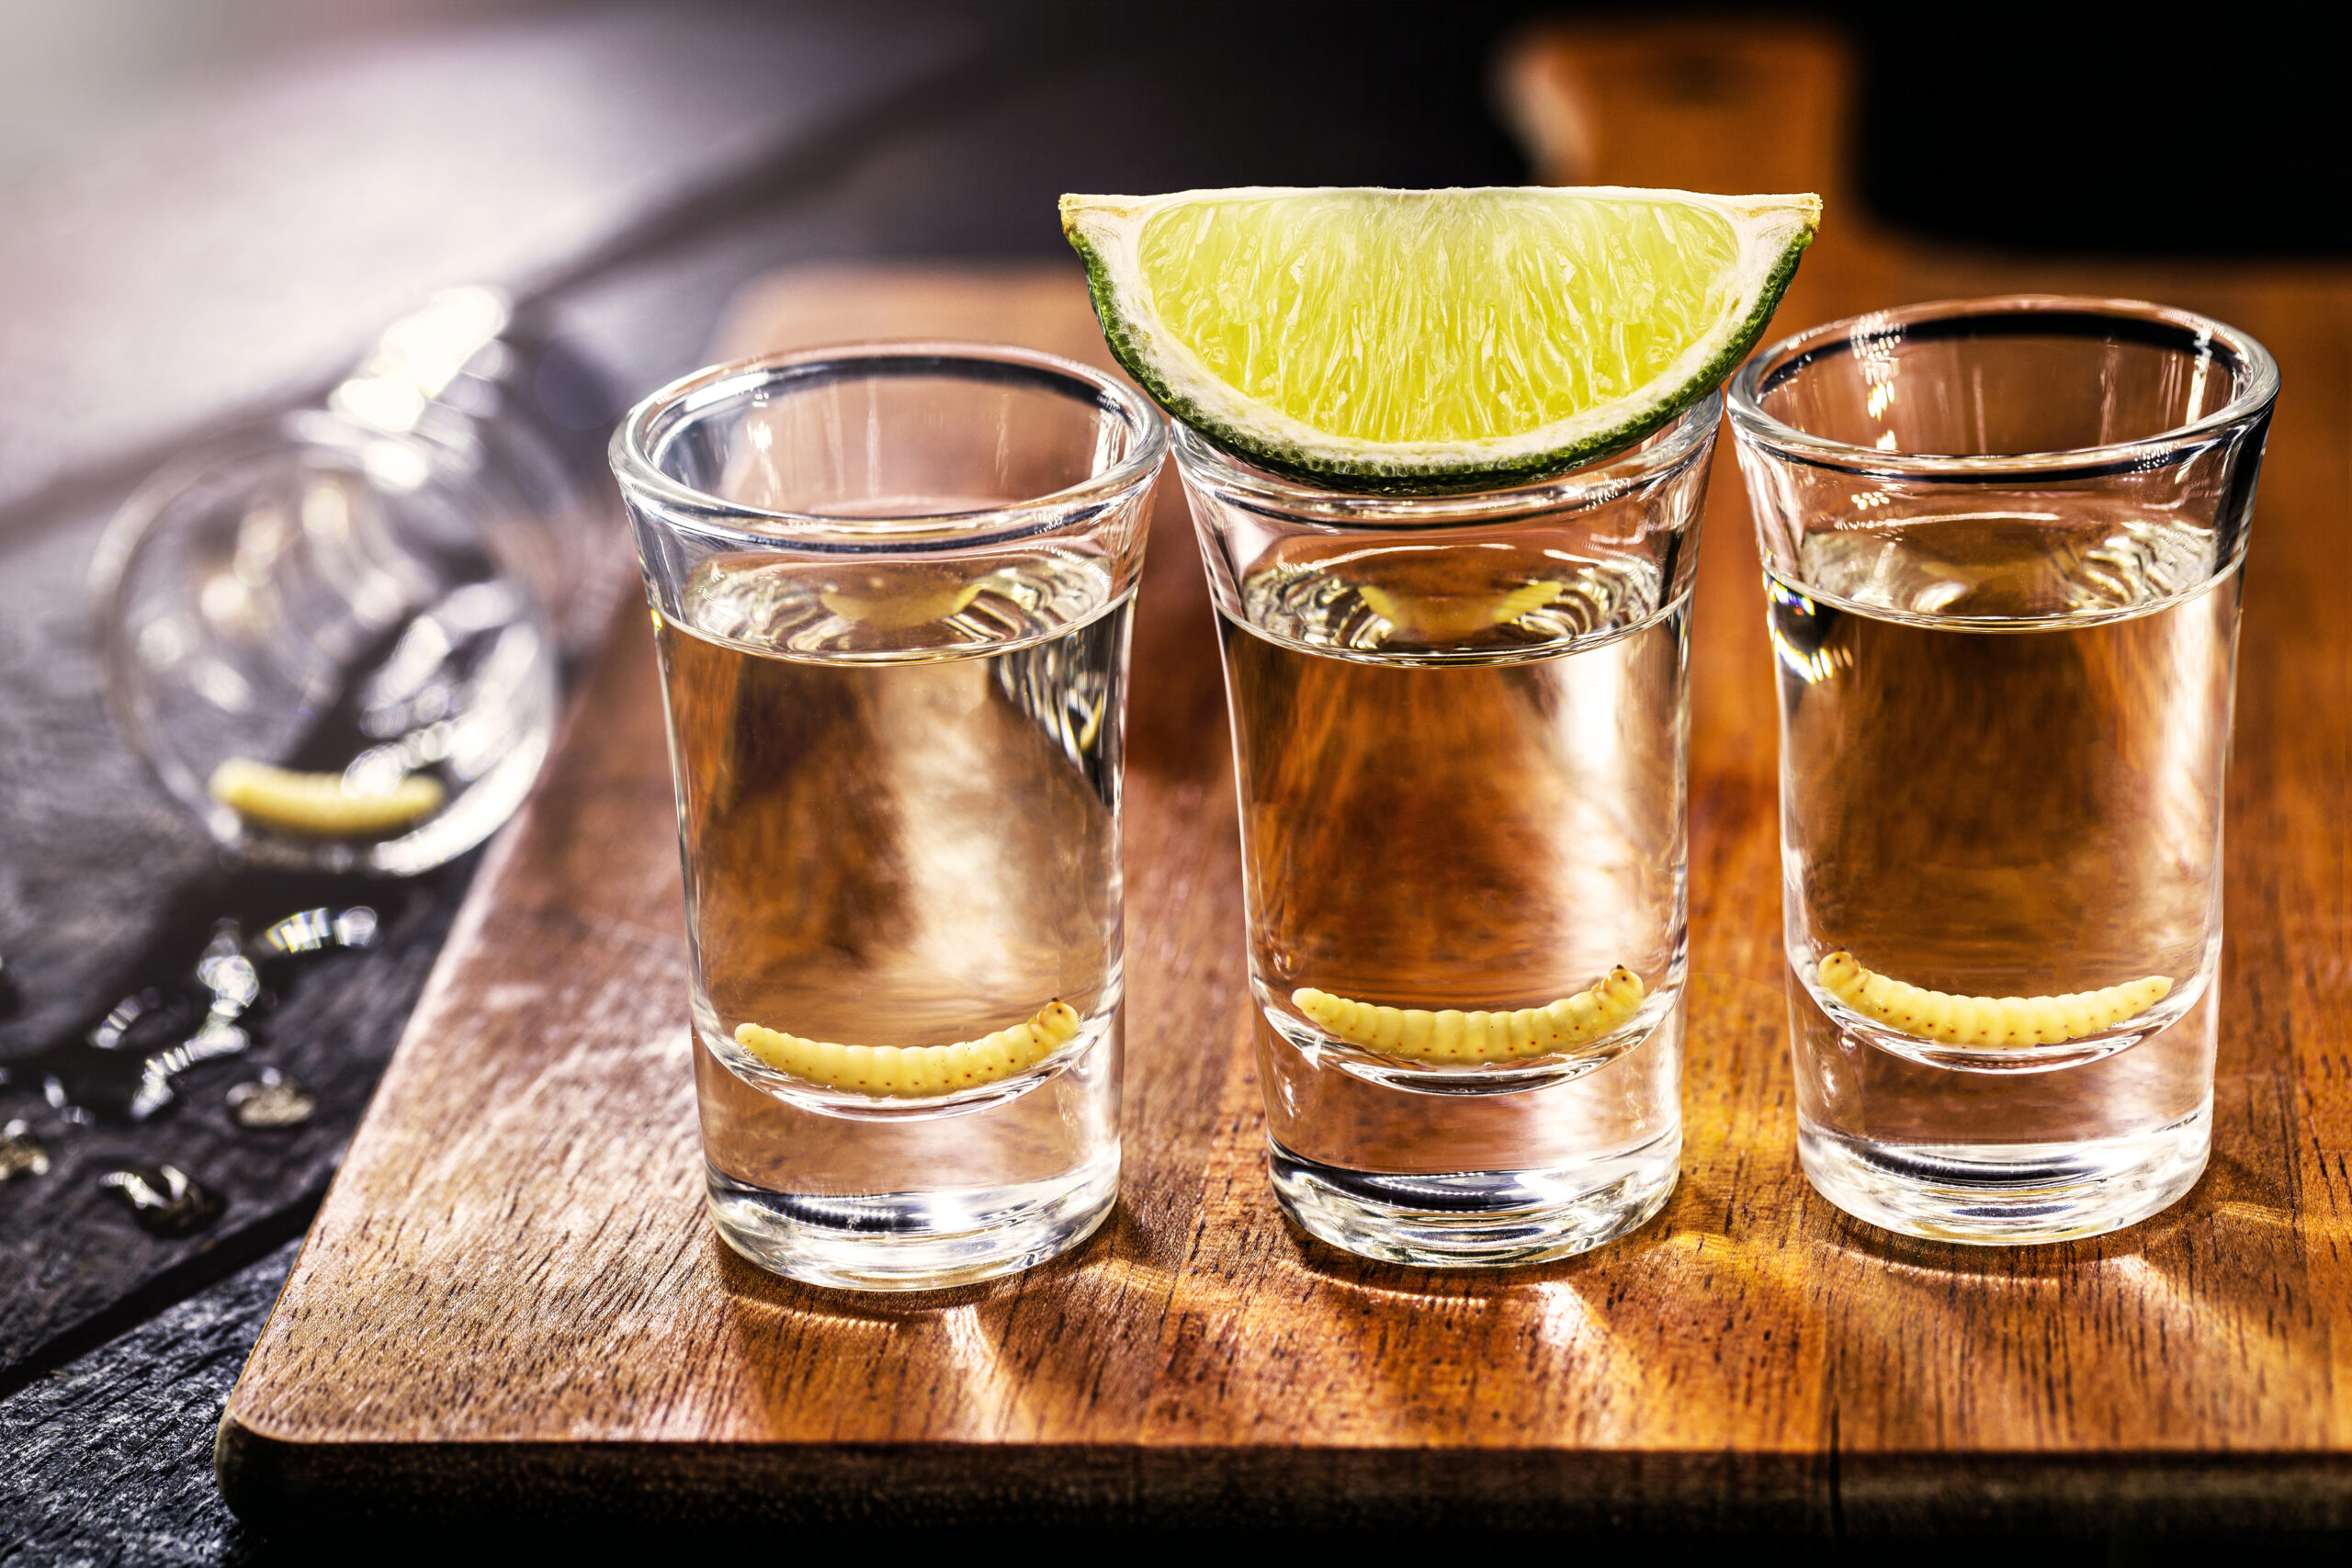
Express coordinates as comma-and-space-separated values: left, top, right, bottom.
220, 23, 2352, 1533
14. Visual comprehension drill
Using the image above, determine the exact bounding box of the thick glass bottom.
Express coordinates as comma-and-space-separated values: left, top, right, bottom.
1797, 1105, 2209, 1245
1266, 1127, 1679, 1268
706, 1142, 1119, 1291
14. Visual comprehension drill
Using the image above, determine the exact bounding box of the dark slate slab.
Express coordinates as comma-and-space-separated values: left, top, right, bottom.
0, 455, 481, 1387
0, 1242, 292, 1567
0, 508, 221, 1071
0, 852, 475, 1385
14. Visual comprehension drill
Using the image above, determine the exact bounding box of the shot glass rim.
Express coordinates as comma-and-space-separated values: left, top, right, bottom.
1169, 390, 1723, 526
609, 341, 1170, 549
1725, 294, 2279, 481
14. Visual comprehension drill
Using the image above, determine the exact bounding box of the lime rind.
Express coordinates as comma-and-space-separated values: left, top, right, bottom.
1062, 185, 1818, 494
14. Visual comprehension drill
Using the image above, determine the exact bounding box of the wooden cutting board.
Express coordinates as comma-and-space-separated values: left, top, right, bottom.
220, 24, 2352, 1533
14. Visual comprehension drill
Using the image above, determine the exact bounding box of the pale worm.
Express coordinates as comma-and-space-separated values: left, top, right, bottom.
734, 999, 1080, 1098
1292, 966, 1645, 1065
819, 577, 984, 629
1358, 580, 1563, 642
1816, 951, 2172, 1046
208, 758, 445, 838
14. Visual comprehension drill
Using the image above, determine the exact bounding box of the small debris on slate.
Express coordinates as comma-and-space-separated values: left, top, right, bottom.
226, 1067, 315, 1129
96, 1165, 224, 1236
1, 1118, 51, 1180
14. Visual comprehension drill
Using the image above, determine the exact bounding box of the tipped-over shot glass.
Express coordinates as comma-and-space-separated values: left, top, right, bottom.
611, 344, 1164, 1290
1174, 397, 1717, 1267
93, 287, 599, 877
1728, 295, 2277, 1244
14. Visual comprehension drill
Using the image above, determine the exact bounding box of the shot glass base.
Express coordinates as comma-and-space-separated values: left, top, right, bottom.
706, 1144, 1119, 1292
1266, 1129, 1679, 1268
1797, 1108, 2210, 1245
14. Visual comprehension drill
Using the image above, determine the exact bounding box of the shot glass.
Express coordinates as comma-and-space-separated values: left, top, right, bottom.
1174, 400, 1716, 1266
93, 287, 598, 876
1728, 296, 2277, 1244
611, 344, 1165, 1290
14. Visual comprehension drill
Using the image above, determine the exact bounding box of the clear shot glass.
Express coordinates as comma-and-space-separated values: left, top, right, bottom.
1728, 296, 2278, 1244
1174, 400, 1716, 1267
93, 287, 592, 876
612, 344, 1164, 1291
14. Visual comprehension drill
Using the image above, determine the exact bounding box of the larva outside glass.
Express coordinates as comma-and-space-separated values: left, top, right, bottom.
612, 345, 1164, 1291
1175, 398, 1716, 1267
1730, 296, 2278, 1245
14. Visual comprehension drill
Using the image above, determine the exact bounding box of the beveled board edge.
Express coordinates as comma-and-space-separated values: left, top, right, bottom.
211, 1421, 2352, 1534
214, 1424, 1832, 1531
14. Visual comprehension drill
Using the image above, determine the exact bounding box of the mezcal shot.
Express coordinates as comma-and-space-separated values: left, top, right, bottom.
1729, 296, 2278, 1243
1175, 404, 1718, 1265
611, 344, 1164, 1290
1063, 182, 1820, 1266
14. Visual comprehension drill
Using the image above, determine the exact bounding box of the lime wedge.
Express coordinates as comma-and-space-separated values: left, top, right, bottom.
1061, 186, 1818, 491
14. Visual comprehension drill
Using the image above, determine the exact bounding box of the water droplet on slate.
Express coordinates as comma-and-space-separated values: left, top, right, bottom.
127, 1069, 176, 1122
127, 1015, 253, 1122
1, 1120, 51, 1181
227, 1068, 316, 1129
97, 1164, 224, 1235
198, 940, 260, 1013
261, 908, 337, 954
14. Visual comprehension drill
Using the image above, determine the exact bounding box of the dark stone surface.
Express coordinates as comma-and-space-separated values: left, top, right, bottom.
0, 1242, 291, 1567
0, 510, 222, 1071
0, 414, 488, 1391
0, 856, 475, 1388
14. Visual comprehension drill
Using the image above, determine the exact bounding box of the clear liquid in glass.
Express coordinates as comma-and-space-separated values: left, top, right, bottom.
656, 546, 1127, 1288
1217, 536, 1686, 1264
1771, 507, 2235, 1241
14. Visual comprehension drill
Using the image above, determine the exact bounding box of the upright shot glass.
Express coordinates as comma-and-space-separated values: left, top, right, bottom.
1175, 399, 1716, 1266
612, 344, 1165, 1289
1728, 297, 2277, 1243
